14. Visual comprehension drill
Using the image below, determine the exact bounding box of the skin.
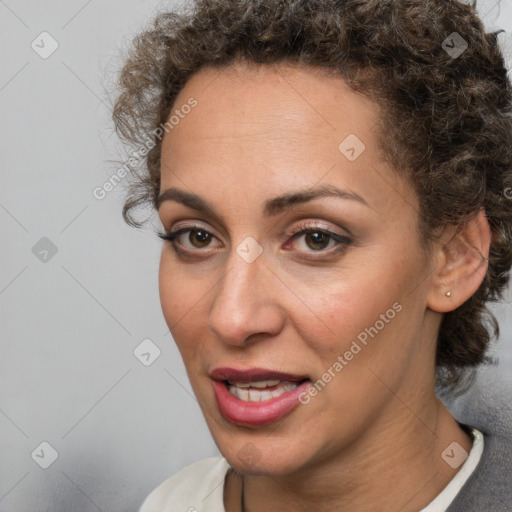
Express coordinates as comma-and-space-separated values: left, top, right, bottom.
157, 60, 491, 511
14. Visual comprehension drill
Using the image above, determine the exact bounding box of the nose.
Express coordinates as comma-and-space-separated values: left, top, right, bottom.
207, 248, 285, 347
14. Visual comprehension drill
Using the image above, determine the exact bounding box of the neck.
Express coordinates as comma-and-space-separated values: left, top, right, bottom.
239, 398, 472, 512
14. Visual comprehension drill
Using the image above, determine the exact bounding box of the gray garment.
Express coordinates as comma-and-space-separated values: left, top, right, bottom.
445, 368, 512, 511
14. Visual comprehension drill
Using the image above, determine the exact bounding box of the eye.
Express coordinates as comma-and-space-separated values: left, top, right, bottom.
157, 221, 352, 258
285, 222, 352, 256
157, 225, 221, 252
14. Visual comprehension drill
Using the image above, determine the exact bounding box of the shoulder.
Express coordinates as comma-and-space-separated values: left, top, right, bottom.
447, 429, 512, 511
139, 456, 231, 512
446, 368, 512, 511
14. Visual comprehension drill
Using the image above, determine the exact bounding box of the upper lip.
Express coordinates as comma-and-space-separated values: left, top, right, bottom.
210, 366, 310, 383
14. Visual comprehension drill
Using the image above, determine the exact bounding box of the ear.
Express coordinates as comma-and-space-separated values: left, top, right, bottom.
427, 209, 491, 313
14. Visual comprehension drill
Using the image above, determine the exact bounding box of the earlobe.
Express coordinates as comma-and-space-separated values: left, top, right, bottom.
427, 209, 491, 313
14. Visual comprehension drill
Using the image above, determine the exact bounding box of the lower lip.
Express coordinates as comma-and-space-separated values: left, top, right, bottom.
212, 380, 311, 427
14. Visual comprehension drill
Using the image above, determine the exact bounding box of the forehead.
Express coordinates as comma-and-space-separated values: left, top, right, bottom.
162, 61, 383, 173
159, 60, 416, 217
169, 60, 381, 139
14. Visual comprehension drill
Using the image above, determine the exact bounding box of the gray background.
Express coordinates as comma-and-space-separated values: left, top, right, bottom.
0, 1, 511, 511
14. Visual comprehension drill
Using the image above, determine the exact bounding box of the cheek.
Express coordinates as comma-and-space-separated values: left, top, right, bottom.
293, 266, 404, 358
290, 250, 424, 391
158, 254, 205, 360
158, 255, 179, 325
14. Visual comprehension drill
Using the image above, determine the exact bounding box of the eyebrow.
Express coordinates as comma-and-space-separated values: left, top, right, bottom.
156, 184, 369, 217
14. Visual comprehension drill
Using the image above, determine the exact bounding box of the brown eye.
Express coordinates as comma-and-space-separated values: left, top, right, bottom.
157, 226, 220, 252
188, 229, 212, 248
303, 231, 331, 251
285, 222, 353, 259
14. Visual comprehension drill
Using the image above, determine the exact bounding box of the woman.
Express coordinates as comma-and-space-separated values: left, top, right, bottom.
112, 0, 512, 510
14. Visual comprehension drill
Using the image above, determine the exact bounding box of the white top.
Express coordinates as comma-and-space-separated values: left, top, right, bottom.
420, 428, 484, 512
139, 429, 484, 512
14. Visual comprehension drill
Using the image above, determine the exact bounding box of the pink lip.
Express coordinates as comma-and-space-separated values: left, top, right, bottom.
210, 366, 309, 383
210, 367, 311, 427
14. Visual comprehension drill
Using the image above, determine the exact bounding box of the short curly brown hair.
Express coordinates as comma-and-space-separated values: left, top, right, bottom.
112, 0, 512, 394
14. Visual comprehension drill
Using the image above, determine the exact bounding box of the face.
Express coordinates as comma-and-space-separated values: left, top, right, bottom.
157, 61, 437, 476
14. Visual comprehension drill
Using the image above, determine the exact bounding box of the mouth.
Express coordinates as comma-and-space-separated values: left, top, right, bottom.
226, 379, 304, 401
210, 367, 312, 427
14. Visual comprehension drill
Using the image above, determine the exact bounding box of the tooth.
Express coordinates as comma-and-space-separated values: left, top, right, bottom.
248, 389, 259, 402
229, 380, 282, 389
233, 382, 251, 388
260, 390, 273, 401
227, 381, 302, 402
250, 380, 281, 388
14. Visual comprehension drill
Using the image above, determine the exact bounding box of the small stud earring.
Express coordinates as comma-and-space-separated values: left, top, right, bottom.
445, 291, 452, 297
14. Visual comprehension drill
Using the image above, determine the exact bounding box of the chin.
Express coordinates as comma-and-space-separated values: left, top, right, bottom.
212, 428, 316, 476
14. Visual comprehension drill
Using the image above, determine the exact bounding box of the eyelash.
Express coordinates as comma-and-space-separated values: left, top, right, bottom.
157, 222, 352, 259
